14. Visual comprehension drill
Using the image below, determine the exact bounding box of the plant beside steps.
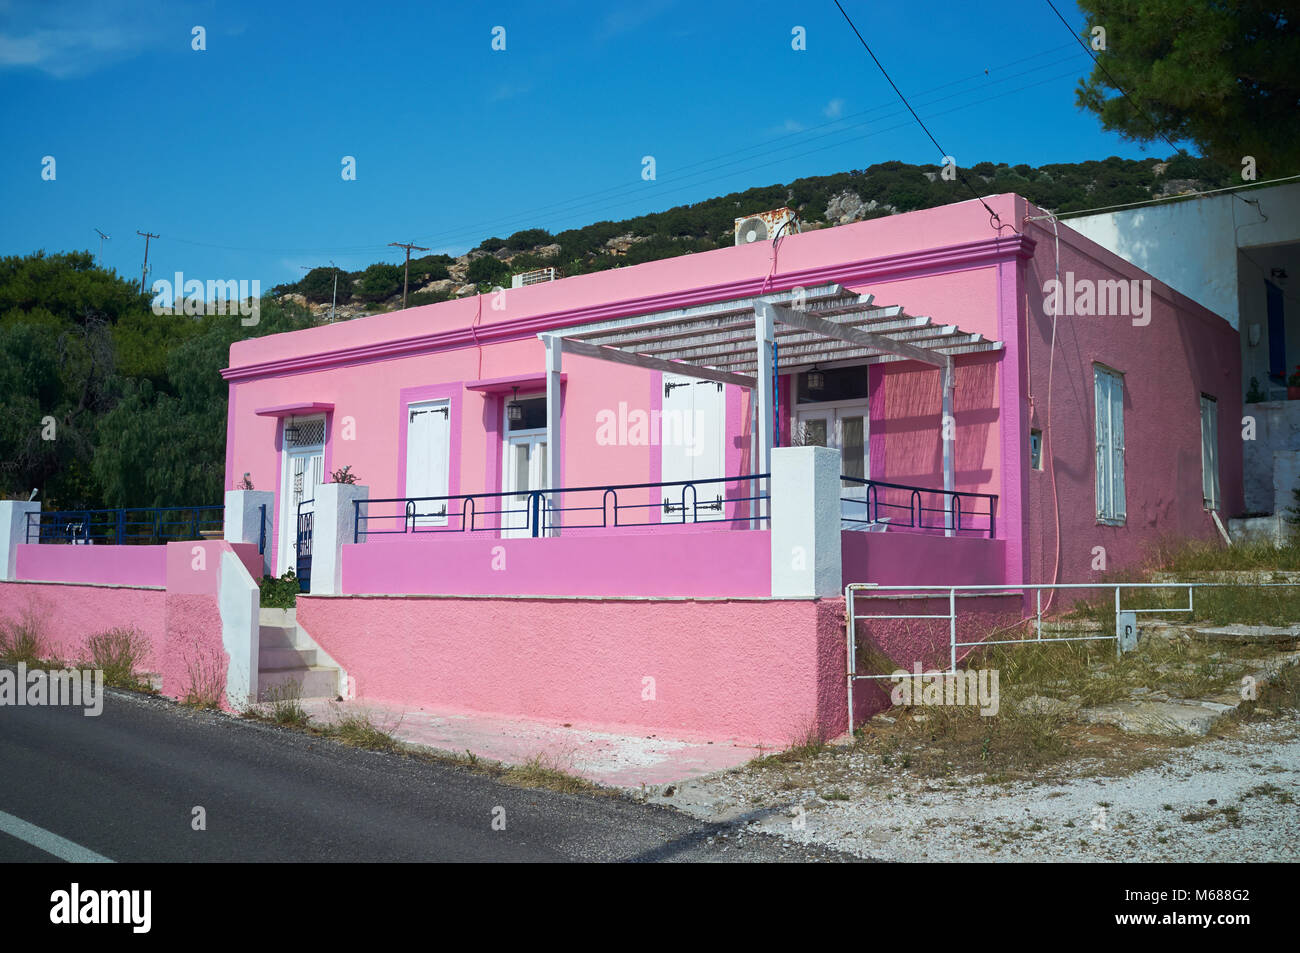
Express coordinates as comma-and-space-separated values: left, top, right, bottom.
258, 607, 340, 701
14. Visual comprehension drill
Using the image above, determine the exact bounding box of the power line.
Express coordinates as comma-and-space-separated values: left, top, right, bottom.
1024, 173, 1300, 221
161, 44, 1082, 259
1043, 0, 1189, 161
832, 0, 1013, 233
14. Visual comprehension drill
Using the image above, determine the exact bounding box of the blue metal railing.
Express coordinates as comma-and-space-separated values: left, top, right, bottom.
354, 474, 771, 543
25, 505, 225, 546
839, 476, 996, 537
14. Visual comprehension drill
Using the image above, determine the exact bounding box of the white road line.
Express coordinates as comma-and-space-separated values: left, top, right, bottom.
0, 809, 113, 863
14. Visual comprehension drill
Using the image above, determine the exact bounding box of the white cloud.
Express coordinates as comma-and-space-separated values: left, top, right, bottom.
0, 0, 174, 78
823, 98, 845, 119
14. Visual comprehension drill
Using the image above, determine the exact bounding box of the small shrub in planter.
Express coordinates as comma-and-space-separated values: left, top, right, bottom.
260, 569, 299, 608
329, 465, 358, 484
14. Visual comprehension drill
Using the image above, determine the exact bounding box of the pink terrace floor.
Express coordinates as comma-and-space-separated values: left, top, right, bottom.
298, 698, 766, 788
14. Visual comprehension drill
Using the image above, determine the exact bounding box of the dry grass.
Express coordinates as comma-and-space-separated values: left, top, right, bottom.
0, 607, 47, 666
262, 680, 311, 728
84, 627, 153, 692
180, 649, 225, 710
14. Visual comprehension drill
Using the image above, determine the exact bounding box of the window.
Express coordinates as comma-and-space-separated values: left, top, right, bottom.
1094, 366, 1126, 524
796, 366, 868, 403
1030, 429, 1043, 470
507, 396, 547, 432
1200, 395, 1220, 510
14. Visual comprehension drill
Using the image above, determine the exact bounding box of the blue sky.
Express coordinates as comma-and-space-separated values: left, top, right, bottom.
0, 0, 1168, 290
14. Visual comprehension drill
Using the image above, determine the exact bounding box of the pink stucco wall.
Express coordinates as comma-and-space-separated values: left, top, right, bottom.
0, 581, 166, 669
841, 531, 1006, 587
14, 544, 166, 587
1017, 196, 1243, 584
297, 594, 848, 743
342, 528, 771, 597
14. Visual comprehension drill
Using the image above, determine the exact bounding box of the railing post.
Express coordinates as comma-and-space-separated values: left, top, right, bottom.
949, 587, 957, 673
530, 491, 540, 538
116, 509, 125, 545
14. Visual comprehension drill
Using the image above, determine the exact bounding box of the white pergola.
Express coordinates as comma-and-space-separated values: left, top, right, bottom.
537, 282, 1002, 524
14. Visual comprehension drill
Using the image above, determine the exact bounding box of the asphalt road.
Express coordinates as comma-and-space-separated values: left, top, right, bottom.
0, 688, 852, 863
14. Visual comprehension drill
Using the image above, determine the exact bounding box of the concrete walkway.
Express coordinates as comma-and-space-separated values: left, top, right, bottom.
299, 698, 766, 789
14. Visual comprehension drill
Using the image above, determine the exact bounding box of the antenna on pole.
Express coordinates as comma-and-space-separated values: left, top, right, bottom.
136, 230, 159, 293
93, 228, 110, 264
388, 241, 429, 311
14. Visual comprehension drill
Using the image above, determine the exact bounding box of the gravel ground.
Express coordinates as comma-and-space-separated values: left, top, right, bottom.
650, 714, 1300, 862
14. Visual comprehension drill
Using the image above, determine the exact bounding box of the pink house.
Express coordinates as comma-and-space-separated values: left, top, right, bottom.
1, 192, 1240, 744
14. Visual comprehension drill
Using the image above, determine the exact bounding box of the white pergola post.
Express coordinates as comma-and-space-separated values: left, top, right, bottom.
754, 300, 775, 484
942, 358, 955, 537
543, 334, 563, 537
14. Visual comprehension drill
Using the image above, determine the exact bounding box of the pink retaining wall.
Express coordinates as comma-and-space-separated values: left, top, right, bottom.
0, 581, 166, 670
841, 531, 1006, 587
297, 595, 848, 743
342, 529, 771, 597
15, 544, 167, 587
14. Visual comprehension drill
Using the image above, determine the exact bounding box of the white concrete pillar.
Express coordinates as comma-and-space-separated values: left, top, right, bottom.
754, 301, 775, 481
309, 483, 368, 595
224, 489, 274, 578
544, 334, 563, 536
770, 446, 841, 598
219, 549, 260, 709
0, 500, 41, 582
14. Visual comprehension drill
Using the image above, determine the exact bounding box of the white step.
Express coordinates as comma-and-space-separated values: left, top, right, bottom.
258, 666, 339, 701
259, 646, 318, 668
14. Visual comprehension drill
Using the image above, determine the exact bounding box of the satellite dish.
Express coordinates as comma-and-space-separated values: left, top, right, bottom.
737, 217, 769, 244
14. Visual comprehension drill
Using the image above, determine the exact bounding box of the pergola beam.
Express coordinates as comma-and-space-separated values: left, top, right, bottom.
765, 301, 947, 369
552, 335, 756, 390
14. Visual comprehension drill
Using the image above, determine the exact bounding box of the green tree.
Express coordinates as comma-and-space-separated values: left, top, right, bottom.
352, 263, 402, 302
466, 255, 509, 286
1074, 1, 1300, 174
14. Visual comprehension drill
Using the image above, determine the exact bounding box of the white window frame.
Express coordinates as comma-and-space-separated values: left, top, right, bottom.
1200, 394, 1220, 511
1094, 365, 1126, 525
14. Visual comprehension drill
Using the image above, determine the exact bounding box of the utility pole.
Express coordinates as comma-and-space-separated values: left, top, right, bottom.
94, 228, 110, 264
330, 260, 339, 321
137, 230, 159, 293
388, 241, 429, 311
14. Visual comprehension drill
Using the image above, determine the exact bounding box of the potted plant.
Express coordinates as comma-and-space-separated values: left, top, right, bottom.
1288, 367, 1300, 400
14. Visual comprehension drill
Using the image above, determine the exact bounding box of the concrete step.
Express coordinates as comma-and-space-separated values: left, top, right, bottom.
259, 646, 318, 668
259, 624, 308, 650
258, 665, 339, 701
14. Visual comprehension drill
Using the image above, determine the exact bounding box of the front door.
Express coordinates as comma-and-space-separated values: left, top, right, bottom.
279, 446, 324, 576
405, 399, 451, 527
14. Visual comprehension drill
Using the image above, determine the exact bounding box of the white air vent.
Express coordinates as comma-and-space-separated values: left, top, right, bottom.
510, 267, 557, 289
734, 207, 798, 246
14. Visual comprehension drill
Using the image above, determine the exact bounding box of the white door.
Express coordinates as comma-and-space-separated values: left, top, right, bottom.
502, 433, 547, 537
405, 400, 451, 527
796, 404, 869, 521
661, 374, 727, 521
279, 447, 324, 575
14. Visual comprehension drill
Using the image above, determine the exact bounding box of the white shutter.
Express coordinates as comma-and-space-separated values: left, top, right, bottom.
406, 401, 451, 526
1109, 374, 1125, 522
1201, 396, 1219, 509
1094, 368, 1108, 519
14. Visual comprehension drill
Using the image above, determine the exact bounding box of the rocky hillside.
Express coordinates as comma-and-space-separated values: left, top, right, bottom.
273, 153, 1230, 321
